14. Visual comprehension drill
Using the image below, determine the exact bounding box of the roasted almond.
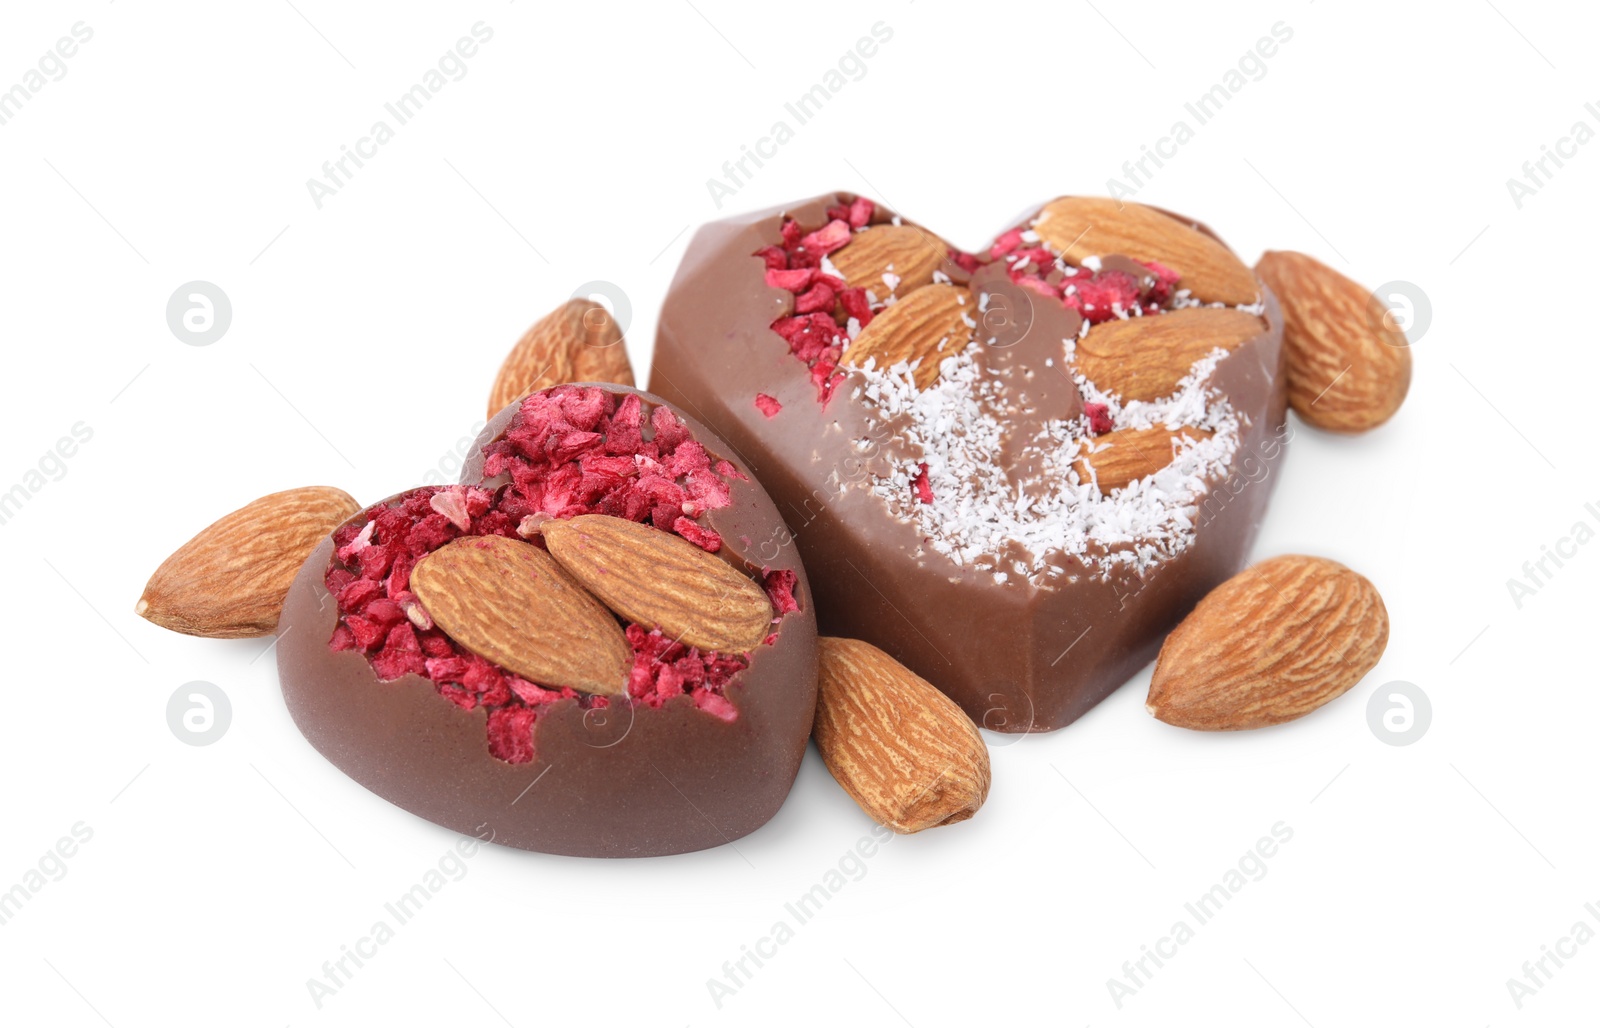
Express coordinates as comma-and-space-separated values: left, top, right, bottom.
541, 514, 773, 653
843, 283, 973, 389
1147, 555, 1389, 730
813, 637, 990, 834
410, 535, 631, 695
1033, 197, 1259, 306
1075, 307, 1265, 401
1255, 250, 1411, 433
1073, 426, 1214, 494
137, 486, 361, 638
487, 299, 635, 419
829, 224, 949, 301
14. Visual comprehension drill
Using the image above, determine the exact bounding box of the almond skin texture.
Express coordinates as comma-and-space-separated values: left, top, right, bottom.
1147, 555, 1389, 730
1033, 197, 1260, 306
813, 637, 990, 834
137, 486, 361, 638
1074, 426, 1214, 495
844, 283, 973, 389
830, 224, 949, 300
1076, 307, 1265, 402
487, 299, 635, 419
1255, 250, 1411, 433
410, 535, 631, 695
541, 514, 773, 653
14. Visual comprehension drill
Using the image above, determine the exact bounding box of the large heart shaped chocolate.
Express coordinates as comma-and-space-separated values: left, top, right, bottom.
650, 193, 1288, 732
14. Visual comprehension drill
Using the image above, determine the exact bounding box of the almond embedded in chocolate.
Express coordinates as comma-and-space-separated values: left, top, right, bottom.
1033, 196, 1260, 306
843, 283, 973, 389
1073, 426, 1215, 494
830, 224, 949, 301
540, 514, 773, 653
410, 535, 632, 695
1075, 307, 1265, 402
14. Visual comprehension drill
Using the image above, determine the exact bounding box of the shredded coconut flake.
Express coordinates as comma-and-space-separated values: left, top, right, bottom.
851, 342, 1243, 585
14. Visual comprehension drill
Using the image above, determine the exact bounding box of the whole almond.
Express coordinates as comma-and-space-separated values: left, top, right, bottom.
1255, 250, 1411, 433
487, 299, 635, 419
410, 535, 631, 695
541, 514, 773, 653
1074, 426, 1214, 494
137, 486, 361, 638
1033, 197, 1259, 306
1147, 555, 1389, 730
829, 224, 949, 301
813, 637, 990, 834
844, 283, 974, 389
1075, 307, 1265, 401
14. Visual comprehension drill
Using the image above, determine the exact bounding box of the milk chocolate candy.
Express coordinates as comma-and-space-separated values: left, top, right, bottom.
650, 193, 1287, 733
278, 384, 818, 856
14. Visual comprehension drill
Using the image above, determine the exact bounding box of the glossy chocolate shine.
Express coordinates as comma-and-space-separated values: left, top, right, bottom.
649, 193, 1288, 733
277, 386, 819, 857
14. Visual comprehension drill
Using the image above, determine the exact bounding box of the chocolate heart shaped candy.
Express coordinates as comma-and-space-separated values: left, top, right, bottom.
277, 384, 818, 857
650, 194, 1287, 733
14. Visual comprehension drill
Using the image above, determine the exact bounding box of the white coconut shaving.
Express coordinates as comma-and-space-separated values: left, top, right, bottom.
848, 339, 1245, 585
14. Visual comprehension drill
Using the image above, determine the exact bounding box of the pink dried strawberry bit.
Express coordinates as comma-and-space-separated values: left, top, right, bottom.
780, 218, 803, 248
794, 281, 837, 315
755, 245, 789, 270
763, 569, 800, 616
1139, 261, 1181, 306
989, 228, 1025, 259
486, 707, 537, 763
755, 393, 783, 418
1084, 403, 1115, 435
673, 516, 722, 552
847, 197, 875, 228
800, 219, 851, 256
692, 689, 738, 722
429, 487, 473, 531
950, 249, 981, 273
839, 287, 874, 327
765, 267, 816, 291
912, 463, 934, 504
336, 521, 375, 562
1012, 274, 1060, 299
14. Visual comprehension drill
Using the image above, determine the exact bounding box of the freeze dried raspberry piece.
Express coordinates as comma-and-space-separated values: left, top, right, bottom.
766, 267, 815, 291
625, 625, 749, 708
755, 393, 783, 418
763, 569, 800, 617
486, 707, 538, 763
674, 516, 723, 553
912, 463, 934, 504
1084, 403, 1115, 435
839, 288, 874, 328
800, 219, 851, 256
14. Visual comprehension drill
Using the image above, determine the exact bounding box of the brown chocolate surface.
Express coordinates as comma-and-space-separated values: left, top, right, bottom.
277, 385, 819, 857
649, 193, 1287, 733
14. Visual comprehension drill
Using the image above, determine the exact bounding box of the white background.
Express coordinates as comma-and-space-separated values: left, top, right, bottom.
0, 1, 1594, 1025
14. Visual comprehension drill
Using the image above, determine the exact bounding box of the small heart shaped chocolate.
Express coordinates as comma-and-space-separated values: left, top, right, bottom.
650, 193, 1288, 732
275, 384, 818, 857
